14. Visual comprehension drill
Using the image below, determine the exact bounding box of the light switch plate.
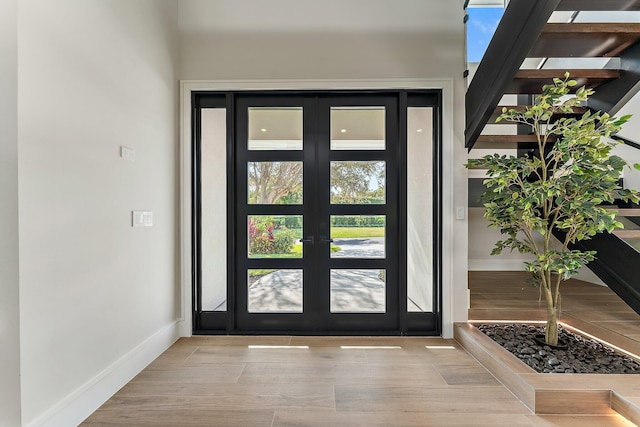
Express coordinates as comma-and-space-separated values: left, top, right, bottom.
120, 146, 136, 162
456, 207, 465, 220
132, 211, 153, 227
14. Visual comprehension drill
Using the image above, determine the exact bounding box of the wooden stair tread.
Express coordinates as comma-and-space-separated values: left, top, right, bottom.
477, 135, 556, 143
507, 69, 620, 94
489, 105, 587, 122
612, 229, 640, 238
557, 0, 640, 11
530, 23, 640, 58
474, 134, 557, 149
614, 208, 640, 216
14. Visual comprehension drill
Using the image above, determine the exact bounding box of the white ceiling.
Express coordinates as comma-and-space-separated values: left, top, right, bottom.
178, 0, 465, 34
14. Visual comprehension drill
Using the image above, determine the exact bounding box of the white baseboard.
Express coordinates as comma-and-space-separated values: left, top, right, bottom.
469, 259, 606, 286
469, 259, 528, 271
29, 320, 182, 427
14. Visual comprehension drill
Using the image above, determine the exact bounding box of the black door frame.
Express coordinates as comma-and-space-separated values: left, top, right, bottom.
192, 89, 442, 336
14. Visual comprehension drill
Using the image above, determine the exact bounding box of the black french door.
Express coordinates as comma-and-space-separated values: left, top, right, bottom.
192, 89, 442, 335
235, 94, 398, 332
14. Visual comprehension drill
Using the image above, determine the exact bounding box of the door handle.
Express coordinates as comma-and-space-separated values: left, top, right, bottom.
299, 236, 314, 244
320, 236, 334, 243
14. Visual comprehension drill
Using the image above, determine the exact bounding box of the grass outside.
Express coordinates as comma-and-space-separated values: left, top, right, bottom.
331, 227, 384, 238
276, 227, 384, 239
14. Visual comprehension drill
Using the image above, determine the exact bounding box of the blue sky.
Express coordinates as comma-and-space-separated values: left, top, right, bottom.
467, 8, 504, 62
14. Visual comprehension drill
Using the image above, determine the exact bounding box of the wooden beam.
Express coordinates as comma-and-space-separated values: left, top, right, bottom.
530, 23, 640, 58
477, 135, 543, 143
557, 0, 640, 11
613, 229, 640, 238
507, 69, 620, 94
604, 208, 640, 216
488, 105, 586, 123
473, 134, 557, 149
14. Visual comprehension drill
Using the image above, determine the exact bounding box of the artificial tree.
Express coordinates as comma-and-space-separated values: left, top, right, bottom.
467, 73, 638, 346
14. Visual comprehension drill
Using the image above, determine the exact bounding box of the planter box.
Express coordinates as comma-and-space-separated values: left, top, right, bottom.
454, 321, 640, 423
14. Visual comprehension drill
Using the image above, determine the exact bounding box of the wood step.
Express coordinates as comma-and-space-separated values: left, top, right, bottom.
557, 0, 640, 11
530, 23, 640, 58
612, 229, 640, 238
474, 134, 557, 149
603, 208, 640, 216
488, 105, 587, 123
506, 69, 620, 94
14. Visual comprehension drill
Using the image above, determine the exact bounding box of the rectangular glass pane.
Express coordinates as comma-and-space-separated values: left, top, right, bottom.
330, 216, 385, 259
331, 269, 386, 313
248, 216, 303, 259
248, 162, 302, 204
248, 269, 303, 313
331, 107, 385, 150
248, 107, 303, 150
330, 161, 385, 204
407, 107, 433, 312
201, 108, 227, 311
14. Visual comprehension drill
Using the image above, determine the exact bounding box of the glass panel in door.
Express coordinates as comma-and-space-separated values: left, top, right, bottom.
407, 107, 434, 313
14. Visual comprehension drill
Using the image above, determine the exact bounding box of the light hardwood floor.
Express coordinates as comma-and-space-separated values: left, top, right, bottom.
82, 272, 639, 426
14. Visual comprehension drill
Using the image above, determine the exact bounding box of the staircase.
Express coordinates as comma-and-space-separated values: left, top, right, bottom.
466, 0, 640, 150
465, 0, 640, 315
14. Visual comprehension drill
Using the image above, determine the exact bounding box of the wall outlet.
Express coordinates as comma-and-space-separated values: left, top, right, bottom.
132, 211, 152, 227
120, 146, 136, 162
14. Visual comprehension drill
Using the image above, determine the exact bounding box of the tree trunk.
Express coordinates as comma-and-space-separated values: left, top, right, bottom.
545, 299, 559, 346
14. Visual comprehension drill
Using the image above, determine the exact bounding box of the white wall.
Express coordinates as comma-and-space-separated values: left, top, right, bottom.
179, 0, 466, 81
178, 0, 468, 337
0, 0, 22, 425
18, 1, 180, 425
181, 33, 468, 82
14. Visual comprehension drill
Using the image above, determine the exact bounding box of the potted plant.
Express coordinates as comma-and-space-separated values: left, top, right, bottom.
467, 73, 639, 346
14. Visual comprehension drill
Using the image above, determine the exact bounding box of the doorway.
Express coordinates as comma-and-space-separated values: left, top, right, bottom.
193, 90, 441, 335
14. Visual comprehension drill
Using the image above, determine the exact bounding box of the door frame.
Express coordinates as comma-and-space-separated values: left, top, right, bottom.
179, 79, 462, 338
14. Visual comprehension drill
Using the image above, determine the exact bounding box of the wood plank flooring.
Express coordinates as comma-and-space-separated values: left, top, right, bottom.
82, 336, 636, 426
82, 272, 640, 426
